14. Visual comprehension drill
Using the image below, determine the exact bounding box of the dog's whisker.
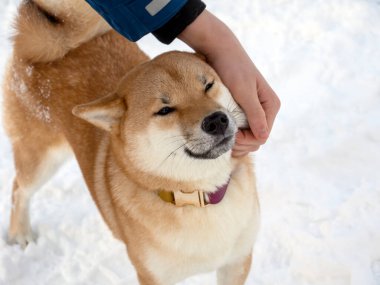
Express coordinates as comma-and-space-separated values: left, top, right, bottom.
227, 97, 235, 113
230, 106, 242, 114
157, 136, 214, 170
156, 142, 188, 169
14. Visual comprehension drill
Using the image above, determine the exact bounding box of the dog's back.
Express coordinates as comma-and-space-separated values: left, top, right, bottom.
3, 0, 148, 245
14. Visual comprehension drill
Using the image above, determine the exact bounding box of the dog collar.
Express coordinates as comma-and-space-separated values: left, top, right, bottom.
158, 179, 230, 207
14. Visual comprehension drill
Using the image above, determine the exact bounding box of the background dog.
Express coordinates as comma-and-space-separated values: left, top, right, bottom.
3, 1, 260, 284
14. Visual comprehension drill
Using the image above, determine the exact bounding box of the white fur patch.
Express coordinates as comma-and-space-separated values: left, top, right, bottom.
33, 143, 72, 189
127, 124, 233, 191
143, 161, 259, 284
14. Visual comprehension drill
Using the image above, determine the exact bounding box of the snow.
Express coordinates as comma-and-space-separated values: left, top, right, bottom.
8, 64, 52, 123
1, 0, 380, 284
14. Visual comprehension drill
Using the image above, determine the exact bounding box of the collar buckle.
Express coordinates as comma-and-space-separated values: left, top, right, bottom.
173, 190, 206, 207
157, 178, 230, 207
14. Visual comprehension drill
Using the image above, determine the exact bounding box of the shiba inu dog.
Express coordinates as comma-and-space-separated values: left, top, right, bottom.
3, 1, 260, 284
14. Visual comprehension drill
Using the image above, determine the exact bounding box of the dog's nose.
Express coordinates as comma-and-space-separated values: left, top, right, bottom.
202, 111, 229, 136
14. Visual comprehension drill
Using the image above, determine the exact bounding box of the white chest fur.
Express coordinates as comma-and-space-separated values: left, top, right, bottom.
95, 138, 259, 284
141, 163, 259, 284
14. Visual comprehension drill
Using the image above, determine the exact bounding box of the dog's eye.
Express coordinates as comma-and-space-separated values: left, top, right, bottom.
155, 106, 175, 116
205, 81, 214, 92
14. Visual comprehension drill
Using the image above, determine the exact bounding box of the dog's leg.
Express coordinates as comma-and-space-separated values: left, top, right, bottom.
134, 265, 165, 285
217, 253, 252, 285
8, 139, 70, 247
8, 179, 37, 247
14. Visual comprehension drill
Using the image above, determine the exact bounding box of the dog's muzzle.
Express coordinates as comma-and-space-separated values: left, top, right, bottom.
184, 111, 236, 160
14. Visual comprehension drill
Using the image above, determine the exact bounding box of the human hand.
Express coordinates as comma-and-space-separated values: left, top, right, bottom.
179, 10, 280, 156
210, 56, 280, 157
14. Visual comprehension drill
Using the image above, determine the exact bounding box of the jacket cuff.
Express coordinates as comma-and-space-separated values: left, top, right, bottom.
152, 0, 206, 44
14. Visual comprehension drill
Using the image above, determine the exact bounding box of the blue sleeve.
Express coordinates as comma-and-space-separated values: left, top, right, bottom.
85, 0, 188, 42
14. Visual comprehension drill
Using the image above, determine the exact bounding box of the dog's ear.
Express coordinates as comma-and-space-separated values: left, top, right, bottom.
72, 93, 126, 133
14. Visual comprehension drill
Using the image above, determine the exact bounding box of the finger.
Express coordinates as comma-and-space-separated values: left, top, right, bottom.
233, 143, 260, 153
234, 143, 260, 151
231, 150, 249, 157
233, 140, 260, 150
235, 129, 265, 146
233, 146, 260, 153
263, 94, 281, 133
256, 72, 281, 133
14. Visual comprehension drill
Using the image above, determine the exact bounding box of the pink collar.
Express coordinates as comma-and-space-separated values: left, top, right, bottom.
207, 180, 230, 204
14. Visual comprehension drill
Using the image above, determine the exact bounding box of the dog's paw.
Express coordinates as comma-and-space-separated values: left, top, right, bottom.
8, 230, 37, 248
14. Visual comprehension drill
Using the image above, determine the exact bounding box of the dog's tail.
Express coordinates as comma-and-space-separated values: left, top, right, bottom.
13, 0, 110, 63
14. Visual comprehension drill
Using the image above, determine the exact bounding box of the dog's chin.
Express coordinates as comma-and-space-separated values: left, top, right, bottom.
184, 136, 234, 160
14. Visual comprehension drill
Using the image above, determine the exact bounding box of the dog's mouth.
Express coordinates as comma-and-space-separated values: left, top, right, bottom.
184, 135, 234, 160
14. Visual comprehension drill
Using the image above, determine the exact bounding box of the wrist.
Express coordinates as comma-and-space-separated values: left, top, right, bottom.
178, 10, 241, 59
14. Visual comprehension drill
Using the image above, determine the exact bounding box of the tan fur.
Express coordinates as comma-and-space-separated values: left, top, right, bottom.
3, 1, 260, 284
13, 0, 110, 63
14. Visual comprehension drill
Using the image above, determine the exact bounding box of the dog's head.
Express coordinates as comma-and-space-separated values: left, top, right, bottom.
73, 52, 248, 185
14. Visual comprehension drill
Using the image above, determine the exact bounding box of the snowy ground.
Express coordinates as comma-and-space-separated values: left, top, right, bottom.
1, 0, 380, 284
